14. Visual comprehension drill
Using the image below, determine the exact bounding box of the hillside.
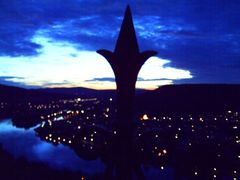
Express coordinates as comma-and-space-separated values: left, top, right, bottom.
36, 87, 115, 99
1, 84, 240, 115
137, 84, 240, 115
0, 85, 65, 103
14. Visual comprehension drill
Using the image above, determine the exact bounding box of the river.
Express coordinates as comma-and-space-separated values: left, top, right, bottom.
0, 119, 105, 175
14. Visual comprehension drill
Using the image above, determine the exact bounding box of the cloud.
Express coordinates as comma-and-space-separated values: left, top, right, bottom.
85, 77, 175, 82
0, 0, 239, 85
0, 76, 33, 88
83, 77, 173, 90
0, 34, 192, 89
138, 57, 192, 80
85, 77, 115, 82
0, 0, 140, 56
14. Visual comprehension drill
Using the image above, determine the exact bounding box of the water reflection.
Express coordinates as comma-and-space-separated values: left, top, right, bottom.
35, 118, 172, 179
0, 119, 105, 174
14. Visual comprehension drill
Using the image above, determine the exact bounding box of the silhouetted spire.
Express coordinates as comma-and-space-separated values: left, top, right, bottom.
97, 6, 158, 178
115, 5, 139, 55
97, 5, 157, 74
97, 4, 158, 127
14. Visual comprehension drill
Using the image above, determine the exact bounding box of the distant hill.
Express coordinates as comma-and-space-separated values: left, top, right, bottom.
0, 84, 146, 98
0, 84, 116, 103
36, 87, 116, 99
0, 84, 27, 102
137, 84, 240, 115
1, 84, 240, 114
36, 87, 146, 98
0, 84, 66, 103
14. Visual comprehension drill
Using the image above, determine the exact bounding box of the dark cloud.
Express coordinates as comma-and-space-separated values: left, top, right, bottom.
85, 77, 173, 82
41, 81, 72, 87
0, 76, 34, 88
0, 0, 240, 84
85, 77, 115, 82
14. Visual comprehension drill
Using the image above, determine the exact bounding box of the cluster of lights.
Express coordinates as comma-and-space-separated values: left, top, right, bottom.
0, 102, 7, 109
157, 149, 167, 157
136, 110, 240, 178
141, 114, 149, 121
34, 102, 240, 180
45, 133, 73, 145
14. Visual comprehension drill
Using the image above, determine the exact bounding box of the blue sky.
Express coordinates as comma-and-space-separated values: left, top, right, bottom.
0, 0, 239, 89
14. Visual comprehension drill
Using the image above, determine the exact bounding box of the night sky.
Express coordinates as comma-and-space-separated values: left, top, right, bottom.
0, 0, 239, 89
